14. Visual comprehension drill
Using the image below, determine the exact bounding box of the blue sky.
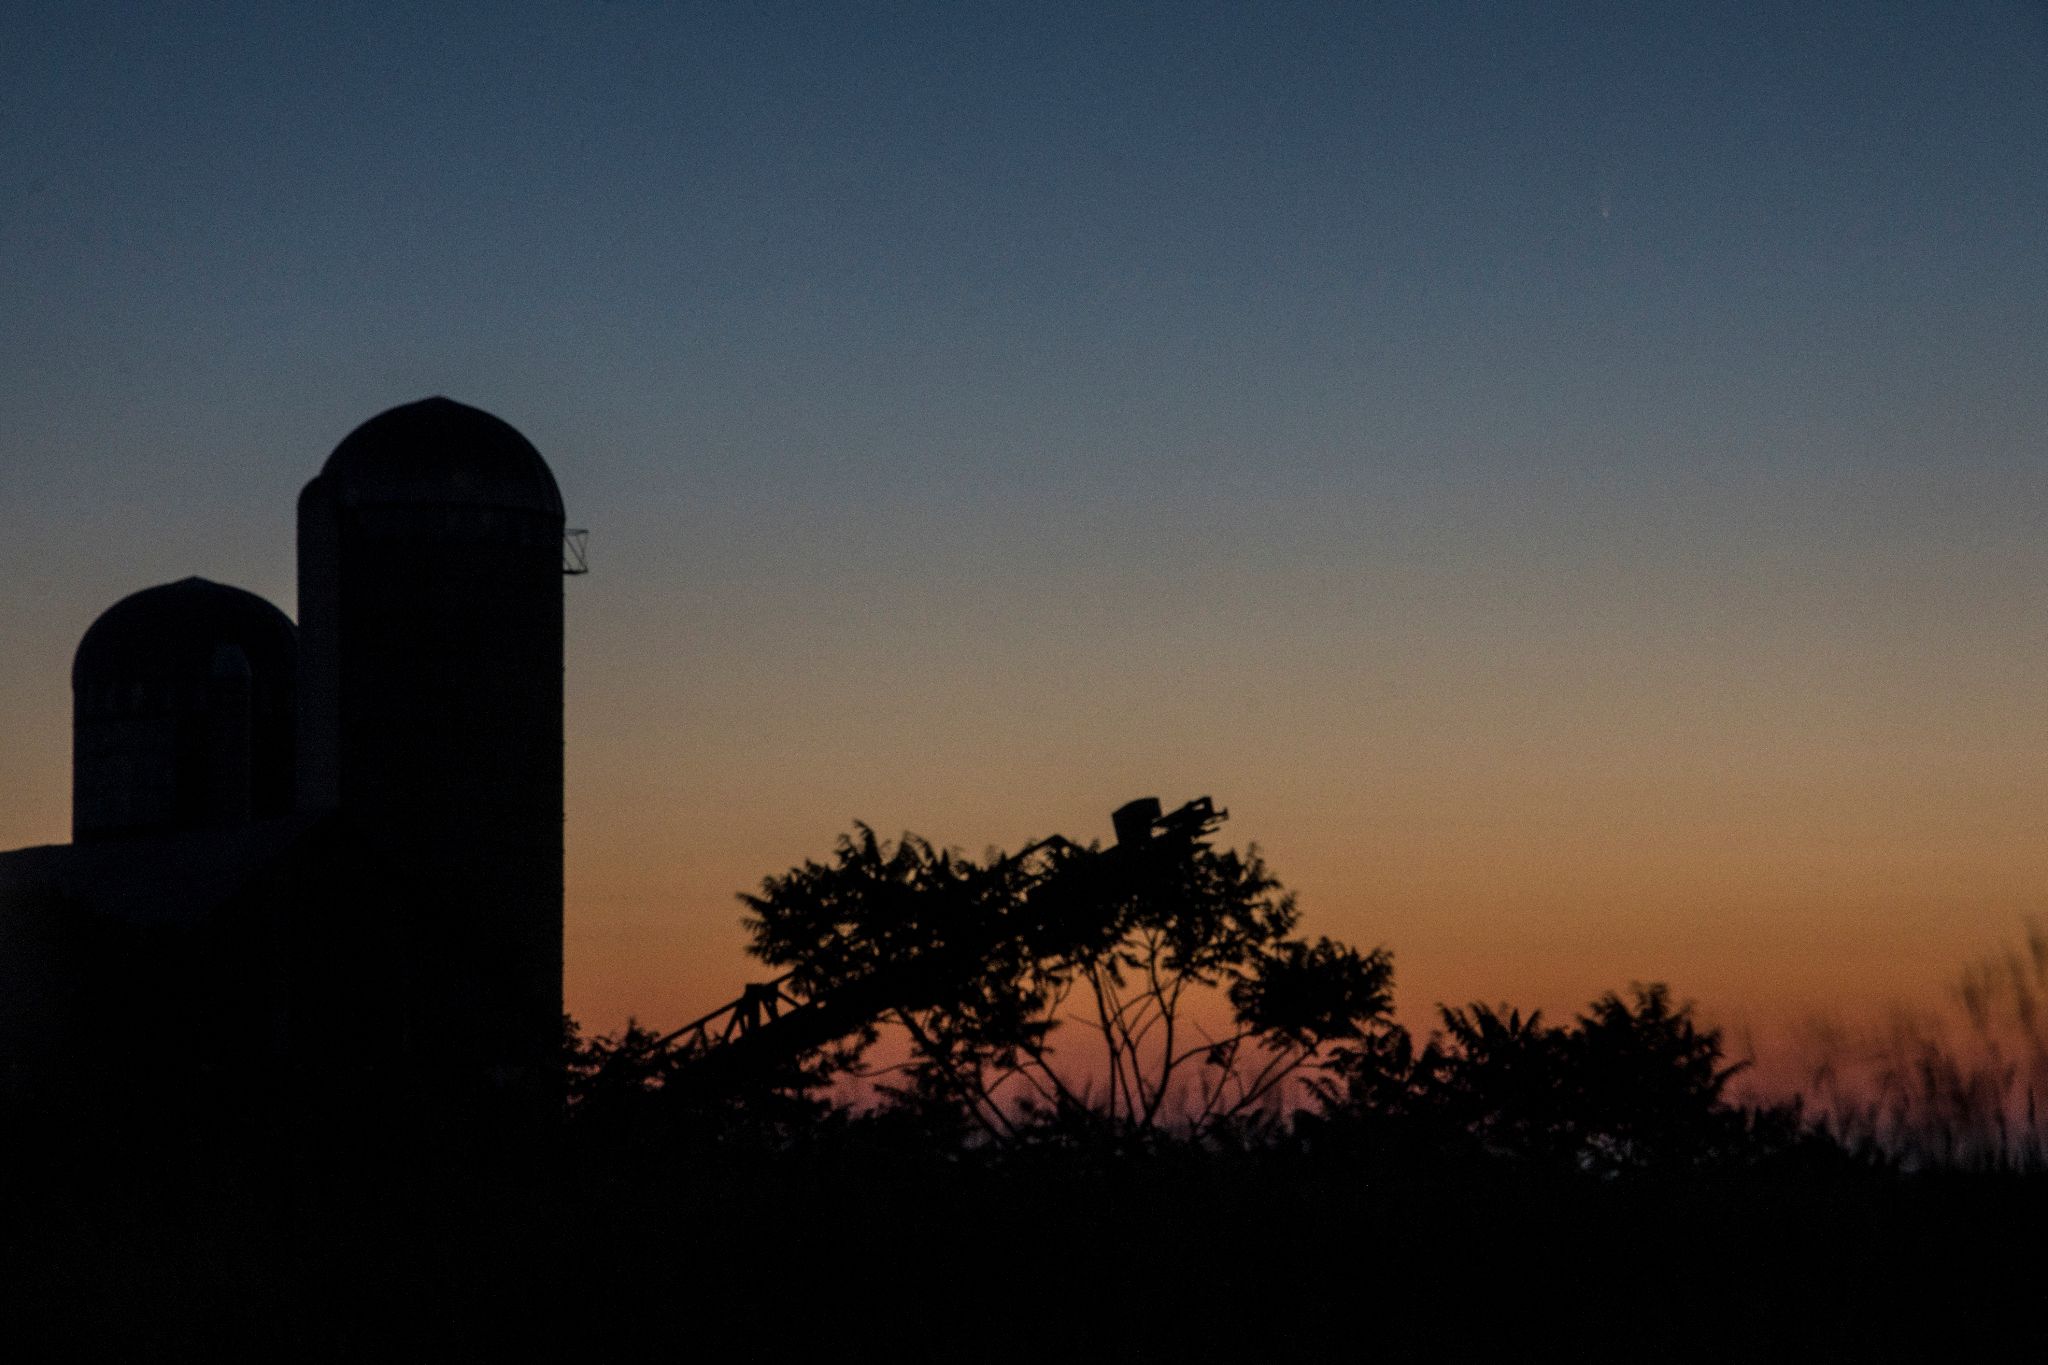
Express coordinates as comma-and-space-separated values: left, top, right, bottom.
3, 2, 2045, 1030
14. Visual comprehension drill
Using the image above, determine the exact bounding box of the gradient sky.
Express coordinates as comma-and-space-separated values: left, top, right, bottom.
3, 2, 2044, 1045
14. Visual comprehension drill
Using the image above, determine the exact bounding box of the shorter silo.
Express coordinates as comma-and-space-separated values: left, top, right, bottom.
71, 578, 298, 843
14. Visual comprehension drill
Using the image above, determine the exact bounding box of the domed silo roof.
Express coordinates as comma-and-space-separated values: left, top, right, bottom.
71, 578, 299, 841
73, 578, 297, 692
319, 396, 563, 515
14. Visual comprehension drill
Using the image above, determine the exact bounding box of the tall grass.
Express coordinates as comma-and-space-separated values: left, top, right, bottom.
1789, 919, 2048, 1172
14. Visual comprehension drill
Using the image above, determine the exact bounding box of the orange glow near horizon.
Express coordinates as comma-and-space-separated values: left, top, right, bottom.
4, 465, 2042, 1079
554, 662, 2047, 1057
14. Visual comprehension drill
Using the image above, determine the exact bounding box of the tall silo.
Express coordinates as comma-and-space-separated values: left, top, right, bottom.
72, 578, 298, 843
296, 397, 565, 1096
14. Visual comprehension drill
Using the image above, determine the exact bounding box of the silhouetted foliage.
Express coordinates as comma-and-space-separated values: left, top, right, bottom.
1303, 984, 1802, 1175
733, 803, 1395, 1144
563, 804, 1838, 1181
1796, 918, 2048, 1171
561, 1011, 843, 1158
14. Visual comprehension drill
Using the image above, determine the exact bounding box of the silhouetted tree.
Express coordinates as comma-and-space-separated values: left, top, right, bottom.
1567, 983, 1748, 1172
736, 803, 1395, 1144
569, 807, 1828, 1179
1306, 983, 1769, 1174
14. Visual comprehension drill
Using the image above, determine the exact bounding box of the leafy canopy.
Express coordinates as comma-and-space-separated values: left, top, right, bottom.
738, 801, 1395, 1142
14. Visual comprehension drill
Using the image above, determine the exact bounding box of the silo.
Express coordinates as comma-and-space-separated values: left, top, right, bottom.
296, 397, 564, 1095
72, 578, 298, 843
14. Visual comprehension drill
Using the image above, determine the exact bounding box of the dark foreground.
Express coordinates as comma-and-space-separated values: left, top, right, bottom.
4, 1122, 2040, 1362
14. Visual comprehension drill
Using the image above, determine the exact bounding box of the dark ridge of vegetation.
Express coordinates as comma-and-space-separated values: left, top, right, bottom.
6, 810, 2045, 1356
4, 1101, 2040, 1360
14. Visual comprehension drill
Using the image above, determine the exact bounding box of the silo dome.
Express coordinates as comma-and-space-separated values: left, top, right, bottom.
74, 578, 296, 693
320, 396, 563, 515
72, 578, 298, 842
